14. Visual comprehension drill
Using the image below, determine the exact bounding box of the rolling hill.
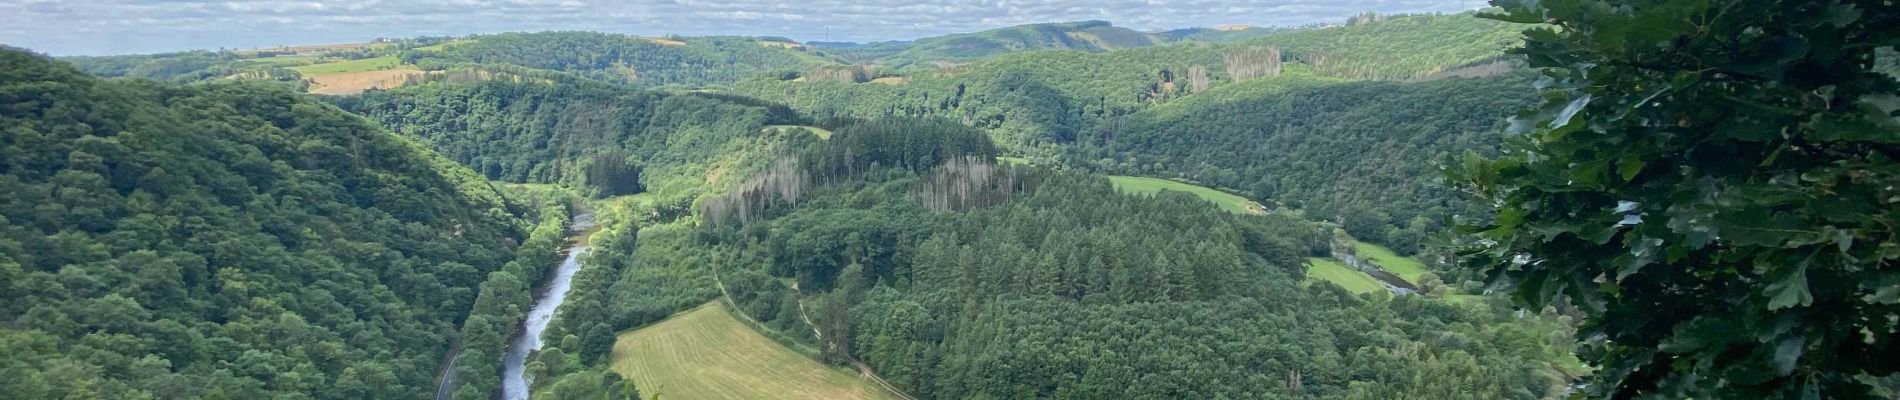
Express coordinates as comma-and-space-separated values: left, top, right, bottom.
0, 48, 525, 399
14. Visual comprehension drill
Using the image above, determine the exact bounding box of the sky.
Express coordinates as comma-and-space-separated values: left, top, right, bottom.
2, 0, 1488, 56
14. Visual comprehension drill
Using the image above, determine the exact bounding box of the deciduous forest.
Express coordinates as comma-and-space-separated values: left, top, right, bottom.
4, 1, 1896, 399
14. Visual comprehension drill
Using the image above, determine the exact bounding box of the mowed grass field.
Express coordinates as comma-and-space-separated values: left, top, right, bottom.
1351, 242, 1428, 283
1305, 257, 1387, 295
610, 302, 898, 400
764, 125, 833, 139
288, 56, 407, 76
1107, 176, 1265, 215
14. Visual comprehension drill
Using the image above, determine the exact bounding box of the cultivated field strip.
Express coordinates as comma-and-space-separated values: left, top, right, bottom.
610, 302, 898, 400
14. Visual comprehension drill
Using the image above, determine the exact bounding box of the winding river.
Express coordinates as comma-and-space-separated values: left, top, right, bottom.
500, 209, 597, 400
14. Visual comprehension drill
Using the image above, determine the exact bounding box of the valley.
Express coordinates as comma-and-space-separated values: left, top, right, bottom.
6, 2, 1891, 399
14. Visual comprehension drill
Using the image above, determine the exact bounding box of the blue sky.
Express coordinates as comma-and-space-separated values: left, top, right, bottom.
2, 0, 1487, 56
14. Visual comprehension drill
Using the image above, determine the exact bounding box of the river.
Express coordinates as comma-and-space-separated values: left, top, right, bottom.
499, 208, 597, 400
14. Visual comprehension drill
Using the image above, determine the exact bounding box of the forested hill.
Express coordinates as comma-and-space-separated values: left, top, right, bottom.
826, 20, 1279, 69
622, 120, 1583, 399
1071, 72, 1540, 257
403, 32, 827, 88
1240, 12, 1521, 80
335, 79, 815, 211
0, 49, 527, 398
732, 13, 1521, 151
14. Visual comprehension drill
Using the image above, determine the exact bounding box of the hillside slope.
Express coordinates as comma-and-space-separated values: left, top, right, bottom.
0, 49, 523, 399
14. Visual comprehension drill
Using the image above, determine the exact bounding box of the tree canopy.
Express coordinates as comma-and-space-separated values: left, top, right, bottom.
0, 48, 527, 399
1447, 0, 1900, 397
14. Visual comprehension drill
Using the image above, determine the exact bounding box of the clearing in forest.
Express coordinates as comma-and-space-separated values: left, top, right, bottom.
609, 302, 897, 400
1107, 175, 1266, 215
1351, 242, 1428, 283
764, 125, 833, 139
1305, 257, 1387, 295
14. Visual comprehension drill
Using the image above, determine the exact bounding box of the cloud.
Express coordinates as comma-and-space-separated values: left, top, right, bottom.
1, 0, 1484, 56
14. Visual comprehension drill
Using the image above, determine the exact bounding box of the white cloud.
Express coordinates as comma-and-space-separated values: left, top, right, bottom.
1, 0, 1482, 55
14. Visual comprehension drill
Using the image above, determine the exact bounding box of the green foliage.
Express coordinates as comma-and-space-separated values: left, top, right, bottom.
60, 50, 245, 82
653, 121, 1581, 399
875, 21, 1165, 69
337, 81, 806, 200
1244, 12, 1522, 80
406, 32, 823, 88
452, 204, 570, 399
1071, 73, 1538, 254
1447, 1, 1900, 397
0, 49, 523, 399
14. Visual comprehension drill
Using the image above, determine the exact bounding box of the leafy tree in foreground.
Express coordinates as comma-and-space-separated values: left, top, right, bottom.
1448, 0, 1899, 397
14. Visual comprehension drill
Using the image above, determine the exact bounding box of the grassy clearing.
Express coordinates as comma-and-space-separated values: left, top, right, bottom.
238, 55, 319, 67
764, 125, 833, 139
288, 56, 408, 76
609, 302, 897, 400
996, 156, 1031, 166
1305, 258, 1387, 295
1107, 175, 1265, 215
1351, 242, 1428, 283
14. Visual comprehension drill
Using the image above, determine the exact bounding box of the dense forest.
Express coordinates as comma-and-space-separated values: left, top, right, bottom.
1068, 73, 1540, 255
15, 2, 1890, 398
0, 49, 531, 398
336, 79, 812, 204
642, 120, 1582, 399
401, 32, 825, 89
726, 13, 1535, 252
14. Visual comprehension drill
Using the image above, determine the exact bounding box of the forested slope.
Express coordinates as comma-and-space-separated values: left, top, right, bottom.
337, 79, 815, 211
0, 49, 529, 398
404, 32, 826, 88
732, 13, 1521, 157
1071, 73, 1538, 255
1243, 12, 1522, 80
630, 120, 1583, 399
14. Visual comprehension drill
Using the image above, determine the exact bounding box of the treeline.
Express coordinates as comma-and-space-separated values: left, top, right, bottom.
0, 49, 525, 398
617, 118, 1583, 399
403, 32, 822, 88
448, 203, 569, 400
1069, 73, 1539, 255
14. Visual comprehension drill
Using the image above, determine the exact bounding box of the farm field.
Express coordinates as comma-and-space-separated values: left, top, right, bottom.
307, 69, 427, 95
288, 55, 404, 76
238, 55, 320, 67
1107, 175, 1265, 215
1351, 242, 1428, 283
609, 302, 898, 400
996, 156, 1031, 165
1305, 257, 1386, 295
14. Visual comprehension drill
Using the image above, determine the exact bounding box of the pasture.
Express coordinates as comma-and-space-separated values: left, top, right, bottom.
288, 55, 405, 76
1107, 175, 1265, 215
764, 125, 833, 139
1305, 258, 1386, 295
609, 302, 898, 400
1351, 242, 1428, 283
